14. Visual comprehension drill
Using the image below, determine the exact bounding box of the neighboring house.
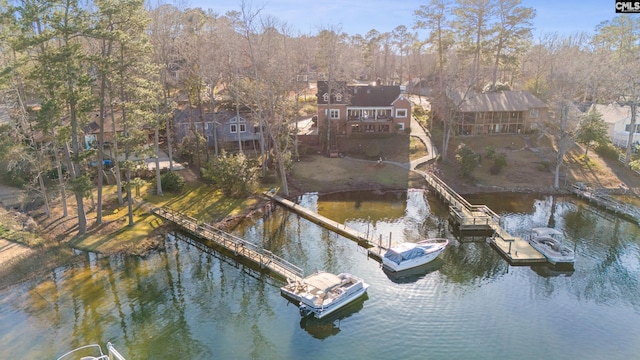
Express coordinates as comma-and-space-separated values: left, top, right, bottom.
448, 90, 548, 135
407, 78, 430, 97
593, 103, 640, 147
173, 108, 262, 149
316, 81, 412, 137
83, 110, 125, 150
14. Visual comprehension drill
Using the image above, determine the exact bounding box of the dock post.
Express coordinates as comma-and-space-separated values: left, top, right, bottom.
388, 232, 392, 249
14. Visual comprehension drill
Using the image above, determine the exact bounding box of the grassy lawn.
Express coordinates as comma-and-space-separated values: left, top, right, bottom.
41, 179, 269, 255
292, 155, 426, 193
337, 134, 429, 163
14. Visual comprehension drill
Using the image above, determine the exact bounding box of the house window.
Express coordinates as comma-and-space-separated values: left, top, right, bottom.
396, 109, 407, 118
239, 123, 246, 133
530, 109, 539, 118
329, 109, 340, 119
335, 93, 343, 102
230, 124, 237, 133
625, 124, 640, 133
397, 123, 405, 131
323, 93, 329, 102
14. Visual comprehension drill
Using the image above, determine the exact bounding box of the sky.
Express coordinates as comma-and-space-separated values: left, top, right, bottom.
185, 0, 620, 38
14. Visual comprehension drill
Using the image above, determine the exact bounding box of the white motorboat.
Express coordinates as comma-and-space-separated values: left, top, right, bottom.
56, 342, 126, 360
528, 227, 575, 265
281, 271, 369, 319
382, 238, 449, 272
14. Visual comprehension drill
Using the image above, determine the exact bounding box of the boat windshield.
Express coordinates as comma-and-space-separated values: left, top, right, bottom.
384, 247, 426, 265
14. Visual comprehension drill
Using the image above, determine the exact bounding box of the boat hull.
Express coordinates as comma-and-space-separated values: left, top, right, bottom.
299, 284, 369, 319
382, 239, 448, 272
382, 248, 444, 272
280, 272, 370, 319
528, 237, 574, 265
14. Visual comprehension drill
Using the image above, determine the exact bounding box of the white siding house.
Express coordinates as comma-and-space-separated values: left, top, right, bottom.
594, 103, 640, 147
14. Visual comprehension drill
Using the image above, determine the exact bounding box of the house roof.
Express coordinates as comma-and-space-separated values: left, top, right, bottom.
316, 81, 402, 107
593, 103, 640, 124
85, 110, 124, 135
349, 85, 401, 107
451, 90, 547, 113
173, 108, 253, 124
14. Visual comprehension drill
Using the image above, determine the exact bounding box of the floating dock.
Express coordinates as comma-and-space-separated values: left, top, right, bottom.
262, 191, 389, 261
152, 207, 304, 283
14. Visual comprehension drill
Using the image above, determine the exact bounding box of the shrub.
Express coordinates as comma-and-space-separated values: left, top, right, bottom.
455, 143, 479, 178
489, 153, 507, 175
365, 142, 380, 158
494, 153, 507, 167
537, 161, 550, 172
161, 171, 185, 192
485, 145, 496, 159
595, 143, 620, 160
201, 150, 259, 197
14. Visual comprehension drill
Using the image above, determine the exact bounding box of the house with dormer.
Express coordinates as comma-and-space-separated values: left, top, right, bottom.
316, 81, 412, 137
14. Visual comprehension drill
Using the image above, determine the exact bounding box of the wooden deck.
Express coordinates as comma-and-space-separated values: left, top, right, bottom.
152, 207, 304, 283
425, 174, 546, 265
262, 191, 388, 261
489, 224, 546, 265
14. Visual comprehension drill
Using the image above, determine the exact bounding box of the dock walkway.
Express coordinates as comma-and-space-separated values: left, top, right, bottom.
152, 207, 304, 283
569, 183, 640, 225
423, 173, 546, 265
262, 191, 389, 260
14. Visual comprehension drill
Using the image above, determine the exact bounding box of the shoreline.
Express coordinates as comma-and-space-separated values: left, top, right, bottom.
1, 166, 637, 290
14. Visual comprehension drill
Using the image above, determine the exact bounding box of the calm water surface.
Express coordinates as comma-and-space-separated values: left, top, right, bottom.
1, 190, 640, 359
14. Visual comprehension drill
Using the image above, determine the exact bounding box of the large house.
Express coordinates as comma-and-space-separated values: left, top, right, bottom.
173, 108, 262, 150
592, 103, 640, 147
316, 81, 412, 137
448, 90, 548, 135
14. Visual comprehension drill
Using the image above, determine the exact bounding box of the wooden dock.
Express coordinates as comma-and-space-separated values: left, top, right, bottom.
424, 174, 546, 265
152, 207, 304, 283
569, 183, 640, 225
262, 191, 389, 261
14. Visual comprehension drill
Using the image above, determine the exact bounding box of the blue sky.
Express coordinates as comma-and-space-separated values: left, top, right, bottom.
186, 0, 618, 38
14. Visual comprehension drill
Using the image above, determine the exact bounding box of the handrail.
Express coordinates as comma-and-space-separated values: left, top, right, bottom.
426, 174, 501, 224
107, 342, 126, 360
152, 207, 304, 281
56, 344, 106, 360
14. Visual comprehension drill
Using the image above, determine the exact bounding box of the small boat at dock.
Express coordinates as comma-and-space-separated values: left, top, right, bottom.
281, 271, 369, 319
382, 238, 449, 272
56, 342, 126, 360
528, 228, 575, 265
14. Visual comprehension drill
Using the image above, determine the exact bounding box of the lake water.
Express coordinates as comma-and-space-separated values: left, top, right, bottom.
1, 190, 639, 359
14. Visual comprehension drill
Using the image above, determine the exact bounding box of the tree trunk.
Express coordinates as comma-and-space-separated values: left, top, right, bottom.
164, 85, 175, 171
155, 125, 163, 196
53, 142, 68, 217
553, 160, 561, 189
96, 76, 107, 225
70, 118, 87, 234
626, 103, 637, 164
109, 96, 124, 205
